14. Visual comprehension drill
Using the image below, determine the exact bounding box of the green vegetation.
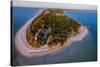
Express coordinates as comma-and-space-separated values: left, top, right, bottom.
26, 9, 81, 48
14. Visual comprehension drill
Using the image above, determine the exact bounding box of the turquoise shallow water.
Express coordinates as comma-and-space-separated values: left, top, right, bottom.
12, 7, 97, 65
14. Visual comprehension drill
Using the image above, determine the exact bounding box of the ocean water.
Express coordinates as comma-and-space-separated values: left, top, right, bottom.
12, 7, 97, 65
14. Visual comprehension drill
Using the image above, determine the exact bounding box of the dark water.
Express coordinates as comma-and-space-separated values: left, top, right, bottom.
12, 7, 97, 66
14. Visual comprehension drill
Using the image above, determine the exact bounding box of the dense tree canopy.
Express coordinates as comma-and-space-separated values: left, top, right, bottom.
26, 9, 81, 48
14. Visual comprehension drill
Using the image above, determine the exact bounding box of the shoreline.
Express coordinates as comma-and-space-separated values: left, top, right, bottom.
15, 10, 88, 57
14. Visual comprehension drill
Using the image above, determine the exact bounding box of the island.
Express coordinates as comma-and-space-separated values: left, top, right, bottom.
15, 9, 88, 57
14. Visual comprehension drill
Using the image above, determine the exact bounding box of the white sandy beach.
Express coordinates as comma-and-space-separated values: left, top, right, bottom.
15, 10, 88, 57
